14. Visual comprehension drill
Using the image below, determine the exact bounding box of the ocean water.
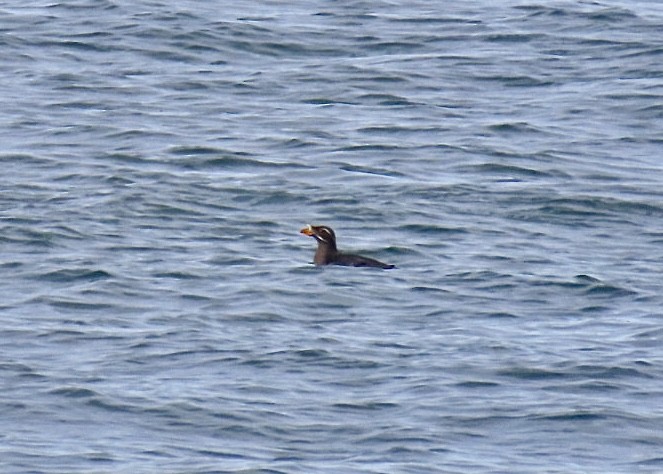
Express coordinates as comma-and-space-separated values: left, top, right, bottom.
1, 1, 663, 472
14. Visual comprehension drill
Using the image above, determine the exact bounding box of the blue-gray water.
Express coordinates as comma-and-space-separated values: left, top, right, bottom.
1, 1, 662, 473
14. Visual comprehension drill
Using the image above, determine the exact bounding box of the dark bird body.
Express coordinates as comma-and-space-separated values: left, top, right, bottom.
300, 225, 395, 269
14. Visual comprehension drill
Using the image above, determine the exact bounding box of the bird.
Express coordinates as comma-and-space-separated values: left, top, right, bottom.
300, 224, 395, 269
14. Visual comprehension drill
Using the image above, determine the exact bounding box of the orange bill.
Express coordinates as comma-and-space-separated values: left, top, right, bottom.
300, 225, 314, 236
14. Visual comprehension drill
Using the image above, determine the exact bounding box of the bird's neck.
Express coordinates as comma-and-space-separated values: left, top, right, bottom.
314, 241, 337, 265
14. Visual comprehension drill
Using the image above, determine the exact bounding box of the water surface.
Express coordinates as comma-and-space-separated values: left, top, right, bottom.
1, 1, 662, 473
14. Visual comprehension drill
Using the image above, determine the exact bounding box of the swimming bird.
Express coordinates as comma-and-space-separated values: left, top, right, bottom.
300, 224, 395, 269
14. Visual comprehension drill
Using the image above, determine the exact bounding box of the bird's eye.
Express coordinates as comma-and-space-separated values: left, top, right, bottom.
318, 228, 333, 242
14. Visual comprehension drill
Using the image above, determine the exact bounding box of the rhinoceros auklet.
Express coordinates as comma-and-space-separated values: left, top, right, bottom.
300, 224, 395, 269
